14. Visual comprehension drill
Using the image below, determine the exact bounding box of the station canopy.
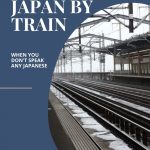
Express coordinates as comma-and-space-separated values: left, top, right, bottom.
62, 3, 150, 58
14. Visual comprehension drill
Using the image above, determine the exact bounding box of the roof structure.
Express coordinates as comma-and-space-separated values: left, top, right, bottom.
98, 32, 150, 55
59, 3, 150, 60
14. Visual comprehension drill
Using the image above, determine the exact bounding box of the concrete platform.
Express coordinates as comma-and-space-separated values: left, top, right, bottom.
110, 74, 150, 79
48, 92, 100, 150
48, 94, 75, 150
109, 74, 150, 86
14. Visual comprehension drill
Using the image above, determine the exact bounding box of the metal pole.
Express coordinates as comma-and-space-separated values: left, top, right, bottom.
90, 42, 92, 72
129, 3, 134, 33
148, 5, 150, 32
99, 54, 101, 72
64, 58, 66, 73
138, 51, 141, 75
128, 54, 130, 74
81, 53, 83, 73
79, 27, 83, 73
61, 57, 63, 73
114, 54, 116, 73
79, 27, 82, 53
99, 38, 102, 72
149, 52, 150, 75
102, 33, 105, 72
114, 41, 116, 73
119, 23, 122, 40
63, 47, 66, 73
120, 55, 123, 72
70, 50, 72, 73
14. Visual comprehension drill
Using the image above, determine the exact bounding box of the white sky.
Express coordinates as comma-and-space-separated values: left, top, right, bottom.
56, 3, 150, 73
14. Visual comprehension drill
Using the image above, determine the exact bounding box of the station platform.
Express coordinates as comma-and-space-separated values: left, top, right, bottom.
110, 74, 150, 86
48, 92, 100, 150
110, 74, 150, 79
54, 72, 150, 87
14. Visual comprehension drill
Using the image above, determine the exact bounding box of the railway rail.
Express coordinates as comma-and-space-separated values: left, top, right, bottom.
52, 80, 150, 150
75, 78, 150, 98
56, 77, 150, 108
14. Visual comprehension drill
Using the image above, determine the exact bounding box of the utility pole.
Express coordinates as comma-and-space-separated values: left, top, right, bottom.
61, 56, 63, 73
63, 58, 66, 73
81, 52, 83, 73
119, 23, 122, 40
114, 41, 116, 73
63, 47, 66, 73
78, 27, 83, 73
148, 5, 150, 32
102, 33, 105, 72
70, 50, 73, 73
89, 41, 92, 72
129, 3, 134, 33
79, 27, 82, 53
99, 38, 102, 72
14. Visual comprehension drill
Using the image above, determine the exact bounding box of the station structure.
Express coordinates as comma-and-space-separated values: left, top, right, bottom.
54, 3, 150, 84
49, 3, 150, 150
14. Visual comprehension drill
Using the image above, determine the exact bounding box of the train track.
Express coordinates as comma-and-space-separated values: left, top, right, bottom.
76, 78, 150, 96
75, 79, 150, 108
52, 80, 150, 150
57, 77, 150, 108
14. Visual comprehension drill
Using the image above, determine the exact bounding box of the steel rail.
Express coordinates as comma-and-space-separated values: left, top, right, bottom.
52, 81, 150, 150
73, 79, 150, 108
54, 81, 150, 126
